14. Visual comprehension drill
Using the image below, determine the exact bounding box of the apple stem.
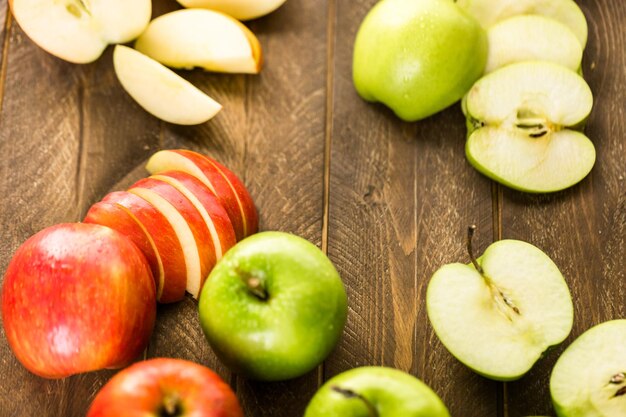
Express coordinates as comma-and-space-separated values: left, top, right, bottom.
466, 225, 484, 274
159, 393, 182, 417
236, 268, 268, 300
331, 386, 379, 417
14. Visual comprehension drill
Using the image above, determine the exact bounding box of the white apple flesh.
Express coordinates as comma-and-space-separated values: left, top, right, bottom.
427, 228, 573, 381
10, 0, 151, 63
135, 9, 262, 74
464, 61, 595, 193
176, 0, 288, 21
485, 15, 582, 73
113, 45, 222, 125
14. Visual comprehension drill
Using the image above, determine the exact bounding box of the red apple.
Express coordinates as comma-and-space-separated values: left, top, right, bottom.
1, 223, 156, 378
145, 149, 258, 241
102, 191, 187, 303
87, 358, 244, 417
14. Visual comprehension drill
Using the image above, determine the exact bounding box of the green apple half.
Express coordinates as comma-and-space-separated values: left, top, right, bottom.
304, 367, 450, 417
485, 15, 582, 74
353, 0, 487, 122
464, 61, 595, 193
550, 320, 626, 417
427, 227, 573, 381
457, 0, 588, 47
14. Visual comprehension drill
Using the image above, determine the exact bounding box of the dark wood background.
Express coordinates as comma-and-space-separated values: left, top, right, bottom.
0, 0, 623, 416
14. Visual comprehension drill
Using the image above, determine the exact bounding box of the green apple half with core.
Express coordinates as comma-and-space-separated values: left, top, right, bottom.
353, 0, 487, 122
198, 231, 347, 381
550, 320, 626, 417
304, 367, 450, 417
464, 61, 595, 193
426, 226, 574, 381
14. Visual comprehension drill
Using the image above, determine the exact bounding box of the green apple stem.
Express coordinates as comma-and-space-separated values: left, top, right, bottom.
331, 386, 379, 417
466, 225, 484, 274
237, 268, 268, 300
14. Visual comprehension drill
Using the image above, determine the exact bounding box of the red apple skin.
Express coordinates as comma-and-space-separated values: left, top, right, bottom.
87, 358, 244, 417
130, 177, 217, 289
103, 191, 186, 303
1, 223, 156, 379
84, 201, 163, 299
154, 170, 237, 260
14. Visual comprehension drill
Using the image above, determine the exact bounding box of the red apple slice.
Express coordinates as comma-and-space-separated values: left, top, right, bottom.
128, 185, 206, 299
102, 191, 186, 303
151, 171, 237, 261
176, 0, 288, 21
10, 0, 151, 64
135, 9, 262, 74
146, 150, 258, 241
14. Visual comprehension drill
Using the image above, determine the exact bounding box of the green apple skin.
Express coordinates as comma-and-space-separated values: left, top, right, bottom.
198, 231, 347, 381
353, 0, 487, 122
304, 367, 451, 417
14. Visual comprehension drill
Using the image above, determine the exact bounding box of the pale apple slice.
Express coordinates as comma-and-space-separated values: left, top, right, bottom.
550, 320, 626, 417
427, 229, 573, 380
113, 45, 222, 125
457, 0, 588, 47
135, 9, 262, 74
10, 0, 151, 64
486, 15, 582, 73
465, 61, 595, 193
176, 0, 288, 21
145, 150, 258, 241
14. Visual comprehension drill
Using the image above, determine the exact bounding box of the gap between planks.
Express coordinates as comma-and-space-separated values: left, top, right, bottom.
0, 11, 13, 116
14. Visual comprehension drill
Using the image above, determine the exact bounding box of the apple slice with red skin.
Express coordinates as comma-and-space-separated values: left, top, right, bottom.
146, 149, 258, 241
102, 191, 186, 303
87, 358, 244, 417
128, 181, 210, 299
152, 170, 237, 261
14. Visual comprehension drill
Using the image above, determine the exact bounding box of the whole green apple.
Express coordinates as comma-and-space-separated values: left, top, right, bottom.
198, 231, 347, 381
304, 367, 450, 417
353, 0, 487, 121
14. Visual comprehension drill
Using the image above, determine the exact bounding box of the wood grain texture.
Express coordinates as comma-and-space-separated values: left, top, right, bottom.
325, 1, 498, 416
503, 1, 626, 416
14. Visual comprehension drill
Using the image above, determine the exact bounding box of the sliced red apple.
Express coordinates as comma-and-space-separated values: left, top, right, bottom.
134, 9, 262, 74
151, 171, 237, 261
102, 191, 186, 303
145, 150, 258, 241
10, 0, 151, 64
176, 0, 288, 21
113, 45, 222, 125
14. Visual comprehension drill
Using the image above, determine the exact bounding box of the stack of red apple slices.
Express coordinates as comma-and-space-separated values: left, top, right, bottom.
85, 149, 258, 303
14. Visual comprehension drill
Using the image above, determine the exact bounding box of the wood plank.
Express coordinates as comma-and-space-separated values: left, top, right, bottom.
325, 1, 498, 415
503, 1, 626, 416
152, 0, 329, 415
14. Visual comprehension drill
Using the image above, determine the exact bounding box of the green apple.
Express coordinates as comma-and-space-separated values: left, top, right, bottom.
550, 320, 626, 417
198, 231, 347, 381
485, 15, 582, 74
457, 0, 588, 47
353, 0, 487, 121
426, 226, 574, 381
464, 61, 595, 193
304, 367, 450, 417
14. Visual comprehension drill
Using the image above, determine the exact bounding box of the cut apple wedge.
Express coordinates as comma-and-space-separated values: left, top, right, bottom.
9, 0, 151, 63
464, 61, 595, 193
457, 0, 588, 47
485, 15, 582, 73
427, 228, 574, 381
135, 9, 262, 74
151, 171, 237, 261
146, 150, 258, 241
176, 0, 288, 21
102, 191, 187, 304
113, 45, 222, 125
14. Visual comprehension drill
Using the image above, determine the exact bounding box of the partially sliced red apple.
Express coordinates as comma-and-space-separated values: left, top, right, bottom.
113, 45, 222, 125
151, 171, 237, 261
176, 0, 288, 21
10, 0, 151, 64
145, 150, 258, 241
102, 191, 186, 304
134, 9, 262, 74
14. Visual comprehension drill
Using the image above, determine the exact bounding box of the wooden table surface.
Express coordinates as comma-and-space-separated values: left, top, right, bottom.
0, 0, 624, 416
